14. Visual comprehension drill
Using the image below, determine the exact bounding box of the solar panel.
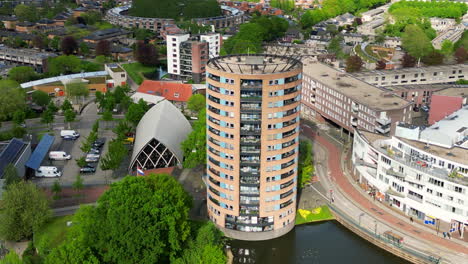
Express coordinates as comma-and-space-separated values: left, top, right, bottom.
26, 134, 54, 170
0, 139, 25, 178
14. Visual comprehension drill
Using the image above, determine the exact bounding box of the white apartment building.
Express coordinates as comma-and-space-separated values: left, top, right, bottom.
167, 34, 190, 77
352, 106, 468, 238
201, 33, 221, 58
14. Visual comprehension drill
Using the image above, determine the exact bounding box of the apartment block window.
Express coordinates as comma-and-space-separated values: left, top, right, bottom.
381, 156, 391, 165
427, 188, 433, 194
429, 178, 444, 187
454, 186, 464, 193
436, 192, 442, 198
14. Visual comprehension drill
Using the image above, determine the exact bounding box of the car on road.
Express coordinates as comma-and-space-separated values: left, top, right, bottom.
80, 165, 96, 173
49, 151, 72, 160
60, 130, 80, 139
63, 135, 77, 140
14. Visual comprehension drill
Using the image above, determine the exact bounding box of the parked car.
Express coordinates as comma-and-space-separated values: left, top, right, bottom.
35, 166, 61, 177
63, 135, 76, 140
80, 165, 96, 173
92, 138, 106, 148
60, 130, 80, 138
49, 151, 71, 160
88, 148, 100, 155
421, 105, 429, 112
85, 154, 100, 163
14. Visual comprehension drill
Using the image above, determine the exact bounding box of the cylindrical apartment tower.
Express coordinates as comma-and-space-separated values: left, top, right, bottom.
206, 54, 302, 240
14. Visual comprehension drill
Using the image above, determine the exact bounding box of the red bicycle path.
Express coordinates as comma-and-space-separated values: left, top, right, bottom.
302, 126, 468, 255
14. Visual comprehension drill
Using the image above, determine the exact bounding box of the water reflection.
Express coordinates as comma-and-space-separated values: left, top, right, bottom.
229, 221, 409, 264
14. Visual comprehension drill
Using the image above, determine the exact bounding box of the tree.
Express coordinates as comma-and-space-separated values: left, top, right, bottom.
173, 222, 226, 264
72, 175, 84, 193
440, 39, 454, 57
48, 55, 82, 75
0, 80, 26, 121
454, 47, 467, 64
0, 251, 22, 264
422, 50, 444, 66
51, 180, 62, 200
298, 140, 314, 188
33, 35, 45, 50
32, 90, 51, 107
125, 100, 149, 126
327, 36, 345, 59
61, 99, 73, 112
41, 109, 54, 129
181, 109, 206, 168
80, 11, 102, 25
12, 110, 26, 125
50, 36, 60, 51
47, 101, 59, 113
61, 36, 78, 55
400, 53, 417, 68
46, 174, 192, 263
3, 164, 20, 188
187, 94, 205, 113
95, 40, 111, 57
402, 25, 433, 66
0, 181, 51, 241
66, 82, 89, 105
134, 41, 159, 66
375, 60, 386, 70
345, 55, 363, 73
8, 66, 37, 83
46, 239, 99, 264
79, 42, 90, 56
14, 4, 36, 22
64, 109, 76, 128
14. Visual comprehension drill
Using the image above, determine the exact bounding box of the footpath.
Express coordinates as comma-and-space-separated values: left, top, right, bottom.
300, 125, 468, 264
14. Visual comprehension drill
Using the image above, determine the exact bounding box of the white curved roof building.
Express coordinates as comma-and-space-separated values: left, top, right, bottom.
129, 100, 192, 171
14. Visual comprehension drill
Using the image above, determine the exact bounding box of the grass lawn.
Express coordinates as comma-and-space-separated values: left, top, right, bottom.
295, 205, 335, 225
34, 215, 73, 255
355, 45, 376, 63
121, 62, 156, 85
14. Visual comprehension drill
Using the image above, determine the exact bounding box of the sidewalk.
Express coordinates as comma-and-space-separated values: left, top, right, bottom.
301, 125, 468, 264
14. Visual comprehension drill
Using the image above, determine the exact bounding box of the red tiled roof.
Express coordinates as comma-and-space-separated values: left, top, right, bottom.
428, 95, 463, 125
137, 80, 192, 102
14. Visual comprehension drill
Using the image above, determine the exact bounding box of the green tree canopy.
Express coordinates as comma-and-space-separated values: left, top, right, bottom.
187, 94, 206, 113
125, 99, 149, 126
14, 4, 37, 22
48, 55, 82, 75
181, 109, 206, 168
32, 90, 51, 107
0, 80, 26, 121
3, 163, 20, 188
8, 66, 37, 84
130, 0, 221, 20
0, 181, 51, 241
46, 174, 192, 263
402, 24, 433, 62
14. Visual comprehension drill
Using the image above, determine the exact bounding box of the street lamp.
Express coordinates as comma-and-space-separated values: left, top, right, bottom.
358, 212, 365, 226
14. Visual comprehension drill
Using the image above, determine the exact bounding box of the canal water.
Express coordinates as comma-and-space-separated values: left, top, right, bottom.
229, 221, 410, 264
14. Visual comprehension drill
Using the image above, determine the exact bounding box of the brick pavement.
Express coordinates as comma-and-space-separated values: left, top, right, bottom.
302, 126, 468, 255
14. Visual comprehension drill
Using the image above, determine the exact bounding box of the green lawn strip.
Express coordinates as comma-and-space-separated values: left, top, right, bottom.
295, 205, 335, 225
121, 63, 156, 85
34, 215, 73, 255
37, 131, 53, 141
355, 45, 376, 63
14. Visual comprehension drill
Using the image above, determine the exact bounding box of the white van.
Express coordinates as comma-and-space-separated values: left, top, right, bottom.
35, 166, 62, 178
49, 151, 71, 160
60, 130, 80, 138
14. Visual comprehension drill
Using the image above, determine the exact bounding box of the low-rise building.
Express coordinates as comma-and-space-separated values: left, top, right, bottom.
137, 80, 192, 108
0, 47, 56, 72
361, 8, 384, 23
0, 16, 18, 30
428, 95, 464, 125
352, 107, 468, 232
357, 18, 384, 36
430, 17, 456, 32
301, 61, 412, 135
353, 64, 468, 87
15, 22, 36, 33
83, 28, 132, 44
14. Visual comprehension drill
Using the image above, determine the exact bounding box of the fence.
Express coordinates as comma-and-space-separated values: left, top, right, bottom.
328, 204, 444, 264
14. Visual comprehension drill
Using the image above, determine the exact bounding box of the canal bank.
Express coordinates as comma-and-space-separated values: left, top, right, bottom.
229, 221, 410, 264
300, 125, 467, 264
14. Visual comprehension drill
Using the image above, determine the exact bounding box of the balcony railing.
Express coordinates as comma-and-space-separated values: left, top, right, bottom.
281, 179, 294, 189
282, 139, 296, 148
209, 167, 220, 177
407, 193, 423, 203
281, 159, 295, 169
280, 189, 294, 199
282, 129, 297, 138
281, 169, 295, 179
240, 136, 260, 144
241, 80, 262, 89
376, 117, 391, 126
208, 74, 220, 82
284, 87, 299, 95
282, 150, 296, 159
376, 124, 391, 134
280, 198, 294, 209
386, 168, 405, 178
208, 137, 220, 147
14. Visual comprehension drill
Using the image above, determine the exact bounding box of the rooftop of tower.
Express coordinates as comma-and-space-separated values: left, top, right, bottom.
207, 54, 302, 75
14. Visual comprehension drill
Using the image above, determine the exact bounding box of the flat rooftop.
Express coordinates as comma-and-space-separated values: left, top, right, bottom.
385, 84, 467, 91
360, 130, 468, 166
433, 87, 468, 97
303, 61, 411, 111
353, 64, 468, 77
207, 54, 301, 75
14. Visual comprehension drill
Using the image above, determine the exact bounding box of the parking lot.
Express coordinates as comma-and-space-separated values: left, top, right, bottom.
32, 103, 121, 187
